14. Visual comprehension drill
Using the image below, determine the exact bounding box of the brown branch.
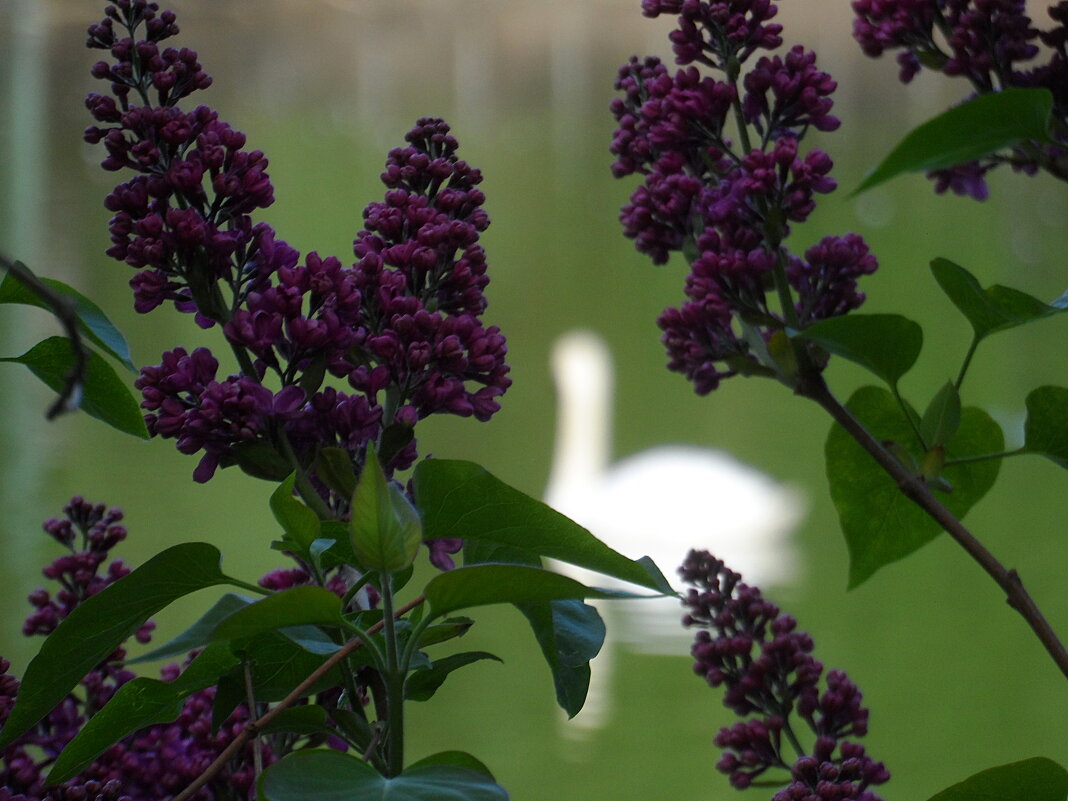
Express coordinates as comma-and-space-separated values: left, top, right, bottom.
171, 594, 427, 801
798, 372, 1068, 680
0, 254, 88, 420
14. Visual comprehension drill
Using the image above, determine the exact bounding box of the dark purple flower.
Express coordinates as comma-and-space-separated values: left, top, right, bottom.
612, 3, 877, 393
679, 550, 889, 801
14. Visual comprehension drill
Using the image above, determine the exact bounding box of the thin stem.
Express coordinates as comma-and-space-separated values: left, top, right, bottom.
277, 430, 334, 521
242, 661, 263, 781
797, 372, 1068, 680
379, 575, 405, 778
944, 447, 1027, 466
954, 336, 981, 391
225, 576, 272, 597
172, 594, 426, 801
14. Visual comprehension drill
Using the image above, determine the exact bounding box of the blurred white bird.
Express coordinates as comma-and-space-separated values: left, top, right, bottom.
544, 330, 805, 733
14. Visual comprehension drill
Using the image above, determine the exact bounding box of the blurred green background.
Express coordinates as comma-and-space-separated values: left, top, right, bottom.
1, 1, 1066, 799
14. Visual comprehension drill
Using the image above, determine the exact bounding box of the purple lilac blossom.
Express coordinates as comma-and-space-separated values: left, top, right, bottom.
87, 2, 510, 509
0, 498, 270, 800
852, 0, 1068, 197
612, 0, 878, 394
679, 550, 890, 800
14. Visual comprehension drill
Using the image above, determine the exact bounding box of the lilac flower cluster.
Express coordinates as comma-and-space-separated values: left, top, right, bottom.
0, 498, 266, 800
87, 1, 510, 500
852, 0, 1068, 197
679, 550, 890, 800
612, 1, 878, 394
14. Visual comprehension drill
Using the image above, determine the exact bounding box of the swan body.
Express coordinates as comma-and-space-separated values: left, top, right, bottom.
544, 330, 804, 730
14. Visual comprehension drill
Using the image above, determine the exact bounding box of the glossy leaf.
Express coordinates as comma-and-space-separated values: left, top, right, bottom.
854, 89, 1053, 194
413, 459, 668, 592
210, 586, 346, 643
518, 599, 603, 718
931, 258, 1067, 341
826, 387, 1003, 588
920, 381, 962, 448
0, 265, 136, 370
258, 749, 508, 801
47, 643, 239, 783
1023, 386, 1068, 468
405, 651, 503, 701
270, 474, 321, 554
0, 543, 230, 748
0, 336, 148, 438
794, 314, 922, 389
424, 563, 613, 618
350, 447, 422, 572
926, 757, 1068, 801
127, 592, 253, 664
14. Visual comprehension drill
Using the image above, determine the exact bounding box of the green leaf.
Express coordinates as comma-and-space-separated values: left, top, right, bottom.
47, 643, 239, 783
518, 599, 603, 718
1023, 386, 1068, 468
241, 630, 346, 702
0, 336, 148, 438
413, 460, 668, 592
854, 88, 1053, 194
416, 616, 475, 647
256, 704, 332, 737
424, 564, 612, 619
825, 386, 1003, 588
0, 543, 230, 748
0, 265, 136, 370
210, 586, 345, 643
270, 474, 321, 554
314, 447, 357, 500
920, 381, 962, 448
794, 314, 923, 389
228, 440, 293, 481
350, 447, 422, 572
926, 757, 1068, 801
405, 651, 503, 701
931, 258, 1067, 341
258, 750, 509, 801
127, 592, 253, 664
408, 751, 497, 779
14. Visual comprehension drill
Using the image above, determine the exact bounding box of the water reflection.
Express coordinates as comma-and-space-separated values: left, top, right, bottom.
1, 3, 1066, 800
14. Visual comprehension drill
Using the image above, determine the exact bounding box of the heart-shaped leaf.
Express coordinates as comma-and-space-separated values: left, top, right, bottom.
210, 586, 346, 643
1023, 386, 1068, 468
926, 757, 1068, 801
794, 314, 923, 389
826, 386, 1003, 587
258, 749, 509, 801
351, 447, 422, 572
127, 592, 253, 664
931, 258, 1066, 342
424, 564, 614, 618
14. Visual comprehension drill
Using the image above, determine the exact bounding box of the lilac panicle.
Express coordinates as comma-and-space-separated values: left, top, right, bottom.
1, 497, 270, 800
852, 0, 1068, 196
612, 0, 878, 394
680, 550, 890, 799
87, 3, 510, 510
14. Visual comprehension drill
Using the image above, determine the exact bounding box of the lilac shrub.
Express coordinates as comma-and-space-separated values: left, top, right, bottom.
0, 498, 264, 801
85, 0, 510, 508
680, 550, 890, 801
852, 0, 1068, 196
611, 0, 878, 394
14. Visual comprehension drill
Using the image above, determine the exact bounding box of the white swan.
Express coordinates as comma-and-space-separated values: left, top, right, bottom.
544, 330, 805, 732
